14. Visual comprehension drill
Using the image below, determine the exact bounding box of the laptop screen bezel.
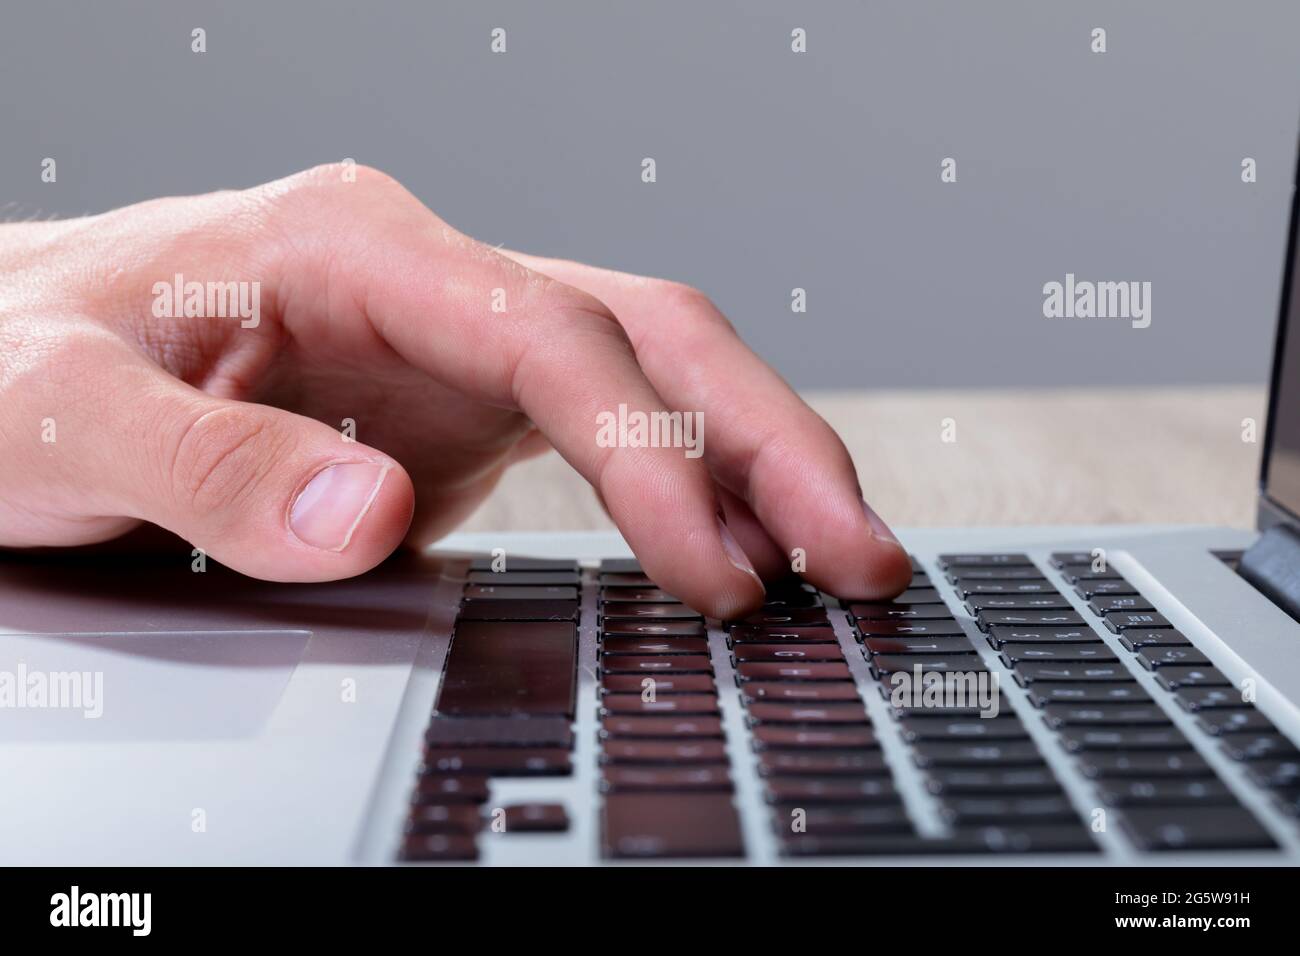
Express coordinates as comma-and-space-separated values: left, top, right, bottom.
1259, 139, 1300, 529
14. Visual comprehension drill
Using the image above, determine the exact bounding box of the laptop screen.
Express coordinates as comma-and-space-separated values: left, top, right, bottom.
1262, 157, 1300, 520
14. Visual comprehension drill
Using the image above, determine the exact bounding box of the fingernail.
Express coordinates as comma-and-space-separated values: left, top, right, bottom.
290, 461, 389, 551
862, 498, 903, 548
717, 513, 763, 588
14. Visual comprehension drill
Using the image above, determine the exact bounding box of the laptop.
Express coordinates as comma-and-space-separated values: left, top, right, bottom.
5, 206, 1300, 872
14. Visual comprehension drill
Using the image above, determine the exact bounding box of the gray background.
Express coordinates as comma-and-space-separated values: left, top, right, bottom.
3, 0, 1299, 389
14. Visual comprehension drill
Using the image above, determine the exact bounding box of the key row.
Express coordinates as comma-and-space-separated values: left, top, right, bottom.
401, 558, 583, 862
595, 559, 746, 859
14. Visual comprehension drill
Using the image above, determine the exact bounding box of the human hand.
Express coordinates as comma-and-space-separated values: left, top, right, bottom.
0, 164, 910, 617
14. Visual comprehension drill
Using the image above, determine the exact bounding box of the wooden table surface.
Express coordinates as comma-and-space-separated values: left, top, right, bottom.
458, 386, 1268, 533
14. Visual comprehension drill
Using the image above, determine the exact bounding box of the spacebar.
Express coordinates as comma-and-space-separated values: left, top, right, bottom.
437, 620, 577, 718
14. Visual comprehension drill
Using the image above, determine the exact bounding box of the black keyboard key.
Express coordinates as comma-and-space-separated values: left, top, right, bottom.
913, 741, 1045, 767
1154, 665, 1232, 686
1050, 551, 1100, 567
1000, 644, 1117, 664
1220, 734, 1300, 761
747, 702, 869, 725
1014, 662, 1135, 683
1135, 646, 1211, 670
862, 636, 975, 656
874, 588, 945, 604
1196, 710, 1278, 736
1027, 683, 1153, 706
613, 674, 711, 693
1077, 751, 1213, 779
1173, 686, 1250, 712
945, 567, 1046, 581
1058, 727, 1191, 751
765, 776, 898, 804
758, 750, 889, 776
960, 581, 1058, 596
413, 774, 490, 803
898, 717, 1030, 742
979, 610, 1086, 629
1120, 629, 1192, 651
600, 655, 713, 674
600, 587, 679, 603
870, 655, 985, 676
600, 572, 655, 587
1244, 758, 1300, 788
733, 644, 844, 662
405, 804, 483, 836
779, 826, 1096, 856
925, 767, 1063, 794
1104, 611, 1173, 632
438, 621, 577, 717
471, 557, 579, 572
602, 602, 703, 621
850, 603, 956, 620
599, 558, 642, 573
734, 608, 831, 627
987, 626, 1099, 647
730, 625, 837, 644
464, 585, 578, 601
466, 570, 579, 586
774, 804, 910, 833
457, 599, 579, 622
602, 636, 709, 656
1154, 665, 1232, 690
855, 620, 967, 637
424, 716, 574, 749
1119, 807, 1275, 851
939, 553, 1033, 567
1088, 596, 1153, 614
601, 739, 728, 764
600, 716, 724, 739
602, 765, 733, 792
1097, 778, 1237, 807
743, 682, 862, 702
601, 695, 720, 716
1271, 788, 1300, 817
1073, 580, 1138, 598
966, 595, 1073, 611
1041, 703, 1170, 728
602, 793, 743, 858
1058, 566, 1123, 582
954, 825, 1097, 853
884, 701, 1010, 719
421, 747, 571, 777
602, 620, 707, 637
735, 662, 852, 682
399, 834, 479, 861
752, 726, 877, 750
500, 803, 570, 833
939, 795, 1078, 825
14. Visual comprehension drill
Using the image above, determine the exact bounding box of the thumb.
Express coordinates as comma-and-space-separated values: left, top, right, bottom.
90, 365, 414, 581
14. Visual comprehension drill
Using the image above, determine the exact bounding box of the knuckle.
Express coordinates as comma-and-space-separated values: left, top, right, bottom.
168, 404, 291, 514
656, 280, 732, 330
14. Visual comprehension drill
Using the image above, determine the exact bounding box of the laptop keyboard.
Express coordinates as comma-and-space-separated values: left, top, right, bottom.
398, 552, 1298, 862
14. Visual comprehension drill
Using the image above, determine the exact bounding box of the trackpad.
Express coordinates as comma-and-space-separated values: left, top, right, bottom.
0, 630, 309, 741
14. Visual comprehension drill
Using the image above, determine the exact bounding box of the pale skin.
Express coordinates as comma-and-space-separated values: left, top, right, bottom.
0, 164, 910, 618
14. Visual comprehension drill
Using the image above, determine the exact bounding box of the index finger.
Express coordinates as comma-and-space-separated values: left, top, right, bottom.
500, 252, 913, 601
260, 167, 766, 617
